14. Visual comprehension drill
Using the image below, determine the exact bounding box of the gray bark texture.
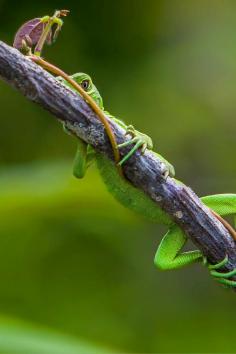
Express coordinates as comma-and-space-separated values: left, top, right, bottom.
0, 41, 236, 286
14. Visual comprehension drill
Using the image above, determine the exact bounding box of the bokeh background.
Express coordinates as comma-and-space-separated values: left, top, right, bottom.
0, 0, 236, 353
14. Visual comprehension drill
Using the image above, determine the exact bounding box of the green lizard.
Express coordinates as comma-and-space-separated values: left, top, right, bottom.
57, 72, 236, 288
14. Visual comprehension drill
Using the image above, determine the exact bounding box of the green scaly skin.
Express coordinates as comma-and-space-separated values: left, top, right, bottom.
57, 73, 236, 288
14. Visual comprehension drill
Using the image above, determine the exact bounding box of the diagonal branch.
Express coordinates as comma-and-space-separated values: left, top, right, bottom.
0, 41, 236, 286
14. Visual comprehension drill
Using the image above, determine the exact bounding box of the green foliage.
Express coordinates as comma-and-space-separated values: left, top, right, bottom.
0, 316, 110, 354
0, 162, 236, 353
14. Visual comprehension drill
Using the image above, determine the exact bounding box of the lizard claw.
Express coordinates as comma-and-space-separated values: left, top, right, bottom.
161, 163, 171, 180
118, 125, 153, 166
125, 125, 136, 137
117, 125, 175, 181
204, 255, 236, 288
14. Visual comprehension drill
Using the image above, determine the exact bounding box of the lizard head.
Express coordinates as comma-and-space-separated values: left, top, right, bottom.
69, 72, 104, 109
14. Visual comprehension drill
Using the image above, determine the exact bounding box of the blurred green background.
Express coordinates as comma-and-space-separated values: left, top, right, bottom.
0, 0, 236, 353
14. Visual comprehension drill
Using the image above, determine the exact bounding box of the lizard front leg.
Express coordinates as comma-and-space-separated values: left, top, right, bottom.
117, 125, 153, 166
72, 139, 95, 179
62, 121, 95, 179
116, 123, 175, 178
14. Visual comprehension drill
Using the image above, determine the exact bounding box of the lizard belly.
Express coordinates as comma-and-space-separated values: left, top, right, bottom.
95, 153, 171, 225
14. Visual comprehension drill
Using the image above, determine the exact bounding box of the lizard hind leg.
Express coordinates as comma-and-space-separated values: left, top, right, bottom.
155, 223, 236, 288
201, 194, 236, 288
154, 225, 202, 271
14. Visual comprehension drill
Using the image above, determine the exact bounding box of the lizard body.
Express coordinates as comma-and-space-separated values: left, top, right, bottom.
57, 72, 236, 287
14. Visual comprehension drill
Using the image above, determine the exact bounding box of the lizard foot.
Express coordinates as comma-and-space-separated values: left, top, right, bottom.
118, 125, 153, 166
204, 255, 236, 287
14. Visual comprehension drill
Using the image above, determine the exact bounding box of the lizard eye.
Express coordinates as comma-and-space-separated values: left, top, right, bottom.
81, 79, 90, 91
